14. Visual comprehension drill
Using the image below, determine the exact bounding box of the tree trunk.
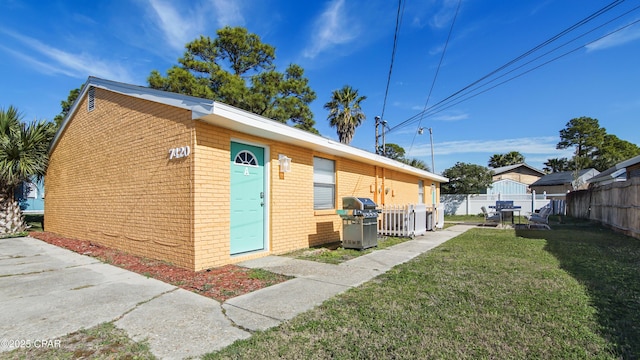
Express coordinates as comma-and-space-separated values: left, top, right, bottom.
0, 192, 26, 235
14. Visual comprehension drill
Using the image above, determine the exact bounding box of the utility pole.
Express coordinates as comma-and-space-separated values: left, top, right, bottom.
381, 120, 387, 155
374, 116, 387, 155
418, 127, 436, 173
375, 116, 380, 154
428, 127, 435, 173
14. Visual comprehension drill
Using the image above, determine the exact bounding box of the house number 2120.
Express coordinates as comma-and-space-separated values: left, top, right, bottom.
169, 146, 190, 160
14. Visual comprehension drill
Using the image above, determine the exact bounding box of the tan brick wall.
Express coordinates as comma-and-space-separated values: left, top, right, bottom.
192, 122, 336, 267
192, 121, 232, 270
47, 90, 442, 271
368, 168, 439, 207
45, 88, 196, 269
192, 121, 440, 269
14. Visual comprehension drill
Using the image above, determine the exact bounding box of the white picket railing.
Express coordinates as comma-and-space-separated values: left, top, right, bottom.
378, 204, 435, 238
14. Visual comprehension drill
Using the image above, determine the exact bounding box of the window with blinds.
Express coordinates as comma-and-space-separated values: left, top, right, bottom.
313, 157, 335, 210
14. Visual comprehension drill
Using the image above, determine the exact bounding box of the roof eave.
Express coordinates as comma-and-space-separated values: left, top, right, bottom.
199, 103, 449, 183
50, 77, 448, 184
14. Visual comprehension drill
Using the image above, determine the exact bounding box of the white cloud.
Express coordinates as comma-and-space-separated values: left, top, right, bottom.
0, 29, 133, 82
432, 136, 570, 156
145, 0, 244, 52
303, 0, 359, 59
401, 136, 572, 159
432, 112, 468, 122
390, 135, 575, 173
586, 21, 640, 52
212, 0, 245, 27
429, 0, 459, 29
147, 0, 201, 51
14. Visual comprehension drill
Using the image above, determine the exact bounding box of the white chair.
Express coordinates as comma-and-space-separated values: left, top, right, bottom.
526, 206, 551, 229
481, 206, 501, 225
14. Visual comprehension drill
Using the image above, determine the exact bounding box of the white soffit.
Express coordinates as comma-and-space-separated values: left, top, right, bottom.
199, 104, 448, 182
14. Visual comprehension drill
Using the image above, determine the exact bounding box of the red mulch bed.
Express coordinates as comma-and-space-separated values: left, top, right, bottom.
29, 232, 290, 302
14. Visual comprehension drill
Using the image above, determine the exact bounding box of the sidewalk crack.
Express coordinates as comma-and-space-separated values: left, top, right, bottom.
219, 303, 281, 334
112, 287, 180, 322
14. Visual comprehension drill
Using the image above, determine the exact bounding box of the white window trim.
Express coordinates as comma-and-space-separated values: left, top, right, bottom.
313, 157, 336, 210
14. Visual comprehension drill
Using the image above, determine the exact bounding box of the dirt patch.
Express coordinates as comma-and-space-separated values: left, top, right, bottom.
28, 232, 290, 302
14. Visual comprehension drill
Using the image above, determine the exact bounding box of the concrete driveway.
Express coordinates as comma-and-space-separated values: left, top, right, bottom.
0, 236, 249, 359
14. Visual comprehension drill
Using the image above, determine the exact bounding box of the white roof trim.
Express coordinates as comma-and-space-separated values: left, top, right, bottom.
618, 154, 640, 168
51, 77, 448, 183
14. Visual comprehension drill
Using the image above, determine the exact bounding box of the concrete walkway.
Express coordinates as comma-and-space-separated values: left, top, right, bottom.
0, 225, 471, 359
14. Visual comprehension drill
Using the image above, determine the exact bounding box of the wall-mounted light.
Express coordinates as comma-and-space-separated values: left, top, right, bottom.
278, 154, 291, 173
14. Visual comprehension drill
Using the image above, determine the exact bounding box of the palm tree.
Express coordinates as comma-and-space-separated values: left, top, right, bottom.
324, 85, 366, 145
543, 158, 570, 173
488, 153, 506, 168
401, 158, 430, 172
488, 151, 524, 168
0, 106, 56, 234
504, 151, 524, 165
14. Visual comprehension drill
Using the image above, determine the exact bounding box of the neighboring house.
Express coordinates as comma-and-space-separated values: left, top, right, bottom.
45, 77, 447, 271
487, 163, 545, 194
15, 178, 44, 214
529, 168, 600, 196
589, 155, 640, 186
486, 178, 529, 195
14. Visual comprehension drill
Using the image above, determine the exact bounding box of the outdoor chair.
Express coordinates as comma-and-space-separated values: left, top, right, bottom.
525, 206, 551, 229
481, 206, 501, 225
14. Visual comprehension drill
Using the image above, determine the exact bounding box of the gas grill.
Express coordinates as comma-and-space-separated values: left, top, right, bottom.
337, 197, 380, 250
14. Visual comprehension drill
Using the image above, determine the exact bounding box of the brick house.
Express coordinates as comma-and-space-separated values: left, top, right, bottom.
45, 77, 447, 271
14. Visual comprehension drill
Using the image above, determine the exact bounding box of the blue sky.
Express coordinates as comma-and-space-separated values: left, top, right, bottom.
1, 0, 639, 174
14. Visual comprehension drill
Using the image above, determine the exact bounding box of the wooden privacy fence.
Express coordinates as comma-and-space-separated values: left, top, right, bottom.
378, 204, 435, 237
567, 177, 640, 239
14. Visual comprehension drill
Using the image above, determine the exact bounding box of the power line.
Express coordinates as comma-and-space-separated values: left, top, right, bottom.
412, 3, 640, 122
409, 16, 640, 124
378, 0, 406, 126
408, 0, 461, 155
388, 0, 628, 134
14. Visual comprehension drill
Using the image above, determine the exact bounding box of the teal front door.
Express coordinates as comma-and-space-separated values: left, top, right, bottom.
230, 142, 265, 255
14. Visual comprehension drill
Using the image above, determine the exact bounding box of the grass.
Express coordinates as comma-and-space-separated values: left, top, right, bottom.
25, 214, 44, 232
445, 214, 485, 222
247, 268, 289, 283
0, 322, 155, 360
284, 236, 410, 264
204, 218, 640, 359
445, 213, 527, 224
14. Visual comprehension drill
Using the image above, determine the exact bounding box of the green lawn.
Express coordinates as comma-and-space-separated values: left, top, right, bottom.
205, 219, 640, 359
445, 213, 528, 224
284, 236, 410, 264
25, 214, 44, 231
0, 322, 155, 360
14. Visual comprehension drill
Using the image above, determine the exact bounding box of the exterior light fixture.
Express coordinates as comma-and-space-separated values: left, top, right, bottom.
278, 154, 291, 173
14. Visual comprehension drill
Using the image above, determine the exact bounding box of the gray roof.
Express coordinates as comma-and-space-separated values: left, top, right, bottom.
491, 163, 546, 176
531, 169, 598, 186
589, 154, 640, 183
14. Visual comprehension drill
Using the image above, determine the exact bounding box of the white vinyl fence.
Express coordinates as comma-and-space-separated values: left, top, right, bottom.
441, 191, 566, 216
378, 204, 443, 237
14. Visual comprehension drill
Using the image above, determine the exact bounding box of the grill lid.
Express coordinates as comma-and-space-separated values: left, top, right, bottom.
342, 197, 377, 210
